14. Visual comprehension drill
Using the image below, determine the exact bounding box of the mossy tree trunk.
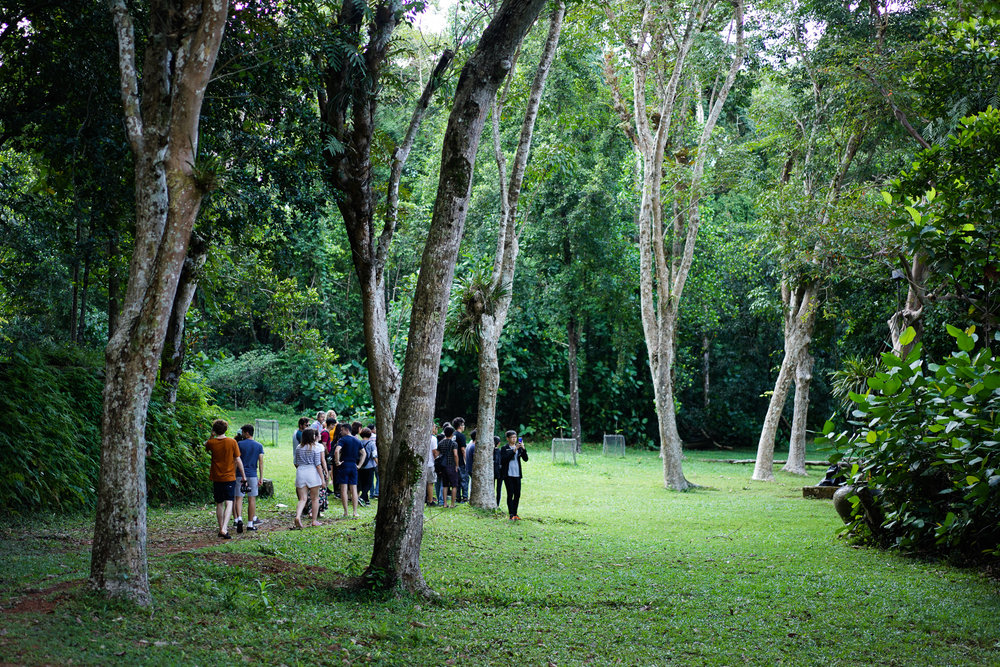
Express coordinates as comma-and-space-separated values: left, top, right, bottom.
91, 0, 229, 605
365, 0, 548, 593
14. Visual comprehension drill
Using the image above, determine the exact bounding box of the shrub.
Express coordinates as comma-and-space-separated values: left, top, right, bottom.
0, 344, 216, 513
821, 325, 1000, 561
199, 347, 371, 414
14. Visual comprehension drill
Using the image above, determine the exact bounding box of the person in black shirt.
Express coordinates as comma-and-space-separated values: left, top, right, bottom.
453, 417, 468, 502
498, 430, 528, 520
435, 426, 460, 508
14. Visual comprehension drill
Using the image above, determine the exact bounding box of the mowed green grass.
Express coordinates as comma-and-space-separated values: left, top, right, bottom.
2, 431, 998, 666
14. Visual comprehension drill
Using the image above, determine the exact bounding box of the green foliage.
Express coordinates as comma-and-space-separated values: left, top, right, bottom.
822, 325, 1000, 560
0, 345, 216, 513
885, 108, 1000, 335
197, 347, 371, 417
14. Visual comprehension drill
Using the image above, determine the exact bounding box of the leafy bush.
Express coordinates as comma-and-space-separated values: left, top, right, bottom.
822, 326, 1000, 560
0, 344, 216, 513
198, 346, 371, 414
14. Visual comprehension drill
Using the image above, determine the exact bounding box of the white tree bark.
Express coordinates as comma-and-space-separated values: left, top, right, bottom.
783, 340, 814, 475
470, 2, 565, 510
752, 283, 817, 481
604, 0, 744, 490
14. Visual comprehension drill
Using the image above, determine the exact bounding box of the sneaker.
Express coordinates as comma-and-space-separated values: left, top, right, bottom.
218, 532, 232, 539
246, 523, 257, 532
512, 515, 521, 521
251, 515, 259, 524
235, 518, 244, 534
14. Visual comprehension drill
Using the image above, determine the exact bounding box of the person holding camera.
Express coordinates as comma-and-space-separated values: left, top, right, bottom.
498, 430, 528, 520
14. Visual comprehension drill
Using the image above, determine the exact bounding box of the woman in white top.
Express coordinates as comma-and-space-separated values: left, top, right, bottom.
293, 429, 324, 529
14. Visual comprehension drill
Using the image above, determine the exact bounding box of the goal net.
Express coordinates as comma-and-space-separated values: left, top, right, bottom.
602, 434, 625, 457
551, 438, 578, 465
254, 419, 279, 447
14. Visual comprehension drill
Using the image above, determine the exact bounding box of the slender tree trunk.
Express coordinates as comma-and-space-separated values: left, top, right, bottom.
107, 235, 120, 339
567, 316, 582, 451
91, 0, 229, 605
604, 0, 743, 490
470, 318, 501, 508
783, 348, 814, 475
365, 0, 547, 593
702, 333, 710, 409
160, 233, 208, 403
70, 219, 81, 343
78, 251, 91, 341
470, 1, 564, 510
752, 283, 817, 481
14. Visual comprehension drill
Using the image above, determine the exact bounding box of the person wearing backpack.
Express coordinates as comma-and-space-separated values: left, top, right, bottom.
358, 427, 377, 506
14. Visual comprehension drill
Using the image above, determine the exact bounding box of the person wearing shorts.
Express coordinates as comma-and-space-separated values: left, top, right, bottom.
333, 422, 366, 519
234, 424, 265, 533
205, 419, 247, 539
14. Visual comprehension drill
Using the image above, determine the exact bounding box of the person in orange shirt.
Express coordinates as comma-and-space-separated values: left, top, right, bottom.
205, 419, 247, 539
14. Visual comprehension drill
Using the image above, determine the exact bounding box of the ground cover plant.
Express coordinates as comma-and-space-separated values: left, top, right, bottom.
2, 431, 998, 666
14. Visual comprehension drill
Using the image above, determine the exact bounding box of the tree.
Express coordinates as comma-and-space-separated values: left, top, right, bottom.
364, 0, 547, 594
90, 0, 229, 604
466, 0, 565, 510
603, 0, 744, 490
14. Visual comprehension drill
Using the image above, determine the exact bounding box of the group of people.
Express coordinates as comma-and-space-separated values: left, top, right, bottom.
426, 419, 529, 521
292, 411, 379, 528
203, 411, 530, 539
204, 419, 265, 539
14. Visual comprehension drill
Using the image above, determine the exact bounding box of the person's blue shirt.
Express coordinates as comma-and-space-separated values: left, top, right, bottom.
238, 438, 264, 477
336, 434, 364, 469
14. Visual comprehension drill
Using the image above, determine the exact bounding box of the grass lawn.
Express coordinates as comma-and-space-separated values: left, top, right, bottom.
2, 424, 998, 666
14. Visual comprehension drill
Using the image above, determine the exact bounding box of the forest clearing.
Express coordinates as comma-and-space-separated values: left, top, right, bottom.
3, 426, 998, 666
2, 0, 1000, 661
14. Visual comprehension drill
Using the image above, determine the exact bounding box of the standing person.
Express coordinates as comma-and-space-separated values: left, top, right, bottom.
334, 422, 366, 519
293, 429, 324, 529
205, 419, 247, 539
437, 426, 460, 508
434, 421, 451, 505
466, 428, 477, 498
492, 435, 502, 506
453, 417, 469, 503
311, 411, 325, 434
234, 424, 264, 533
358, 427, 377, 506
369, 424, 379, 499
425, 428, 438, 506
293, 417, 310, 447
499, 430, 527, 519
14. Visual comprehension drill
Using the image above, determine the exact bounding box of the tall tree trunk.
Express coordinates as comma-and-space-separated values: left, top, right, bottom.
70, 219, 81, 343
321, 0, 453, 444
365, 0, 547, 593
567, 315, 582, 451
783, 348, 814, 475
604, 0, 744, 490
78, 251, 91, 341
470, 1, 564, 510
160, 232, 208, 403
702, 333, 710, 410
91, 0, 228, 605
